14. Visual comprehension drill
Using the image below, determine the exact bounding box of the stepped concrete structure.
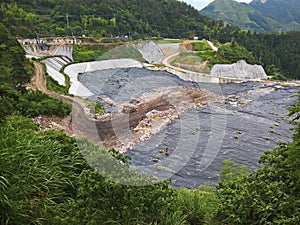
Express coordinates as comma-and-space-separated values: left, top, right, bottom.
210, 60, 268, 80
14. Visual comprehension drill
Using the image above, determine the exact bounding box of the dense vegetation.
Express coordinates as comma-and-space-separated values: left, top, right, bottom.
201, 0, 300, 32
1, 0, 300, 79
0, 23, 71, 120
0, 22, 31, 90
1, 0, 231, 39
234, 31, 300, 79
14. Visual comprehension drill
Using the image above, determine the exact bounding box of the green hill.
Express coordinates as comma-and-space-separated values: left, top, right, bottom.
250, 0, 300, 25
1, 0, 231, 39
201, 0, 300, 32
1, 0, 300, 79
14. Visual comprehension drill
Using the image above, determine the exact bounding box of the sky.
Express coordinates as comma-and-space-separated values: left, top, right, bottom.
180, 0, 253, 10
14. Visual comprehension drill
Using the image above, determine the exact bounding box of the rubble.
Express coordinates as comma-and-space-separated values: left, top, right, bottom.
210, 60, 268, 80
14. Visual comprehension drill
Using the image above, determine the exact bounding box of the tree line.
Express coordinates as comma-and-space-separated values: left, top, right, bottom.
1, 0, 300, 78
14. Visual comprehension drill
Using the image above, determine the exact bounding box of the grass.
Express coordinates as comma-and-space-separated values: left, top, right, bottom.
175, 186, 219, 225
99, 45, 144, 61
171, 52, 203, 66
73, 44, 108, 62
192, 41, 212, 51
45, 73, 69, 95
157, 39, 183, 44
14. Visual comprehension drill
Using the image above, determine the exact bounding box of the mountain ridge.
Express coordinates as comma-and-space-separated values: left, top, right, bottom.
201, 0, 300, 32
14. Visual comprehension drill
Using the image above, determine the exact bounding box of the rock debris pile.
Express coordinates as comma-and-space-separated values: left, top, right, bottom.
136, 40, 164, 64
210, 60, 268, 80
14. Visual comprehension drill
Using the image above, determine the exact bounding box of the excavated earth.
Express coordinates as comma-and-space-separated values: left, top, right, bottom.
25, 41, 300, 188
73, 68, 222, 151
75, 67, 299, 188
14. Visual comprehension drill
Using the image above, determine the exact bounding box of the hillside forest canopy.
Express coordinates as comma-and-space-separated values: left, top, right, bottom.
1, 0, 300, 79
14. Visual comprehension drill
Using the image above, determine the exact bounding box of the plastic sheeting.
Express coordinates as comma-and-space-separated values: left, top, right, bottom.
79, 67, 299, 188
128, 83, 298, 188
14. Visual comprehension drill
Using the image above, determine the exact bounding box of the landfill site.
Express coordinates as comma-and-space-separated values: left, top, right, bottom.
22, 39, 300, 188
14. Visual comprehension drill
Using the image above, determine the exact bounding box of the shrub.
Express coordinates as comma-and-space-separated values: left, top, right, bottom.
73, 44, 107, 63
46, 73, 69, 95
192, 41, 212, 51
176, 186, 219, 225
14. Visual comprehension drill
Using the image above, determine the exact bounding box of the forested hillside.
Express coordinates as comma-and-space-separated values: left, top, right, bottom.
1, 0, 232, 39
2, 0, 300, 79
200, 0, 285, 32
250, 0, 300, 26
233, 30, 300, 79
201, 0, 300, 32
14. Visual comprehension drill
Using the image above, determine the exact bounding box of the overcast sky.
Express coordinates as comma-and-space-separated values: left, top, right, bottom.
180, 0, 253, 10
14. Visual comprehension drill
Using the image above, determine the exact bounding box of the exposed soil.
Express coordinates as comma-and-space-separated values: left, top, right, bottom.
172, 61, 210, 74
99, 86, 223, 152
29, 61, 222, 152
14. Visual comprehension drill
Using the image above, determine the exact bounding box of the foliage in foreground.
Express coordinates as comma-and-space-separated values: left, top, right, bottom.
0, 116, 218, 225
0, 85, 71, 120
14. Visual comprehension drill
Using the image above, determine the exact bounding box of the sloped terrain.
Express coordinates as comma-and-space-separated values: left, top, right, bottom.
201, 0, 300, 32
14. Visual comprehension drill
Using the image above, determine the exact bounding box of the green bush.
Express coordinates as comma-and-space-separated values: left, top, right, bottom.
176, 186, 219, 225
18, 90, 71, 118
192, 41, 212, 51
46, 73, 70, 95
271, 74, 287, 81
73, 44, 108, 63
214, 41, 259, 65
196, 50, 216, 62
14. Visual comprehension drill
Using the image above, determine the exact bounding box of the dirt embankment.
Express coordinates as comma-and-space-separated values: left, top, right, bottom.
88, 86, 222, 151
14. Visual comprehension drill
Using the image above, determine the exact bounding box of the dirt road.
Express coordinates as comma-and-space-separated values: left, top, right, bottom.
29, 61, 48, 93
29, 61, 79, 135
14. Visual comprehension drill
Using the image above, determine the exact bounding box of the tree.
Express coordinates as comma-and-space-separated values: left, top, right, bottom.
214, 41, 259, 65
